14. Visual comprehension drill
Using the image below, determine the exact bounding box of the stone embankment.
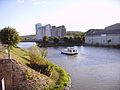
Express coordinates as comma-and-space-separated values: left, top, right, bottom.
0, 59, 53, 90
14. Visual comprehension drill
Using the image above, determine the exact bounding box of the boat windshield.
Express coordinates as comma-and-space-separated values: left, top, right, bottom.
73, 50, 75, 52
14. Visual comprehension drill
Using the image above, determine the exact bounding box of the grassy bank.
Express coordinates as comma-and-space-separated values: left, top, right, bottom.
10, 46, 70, 90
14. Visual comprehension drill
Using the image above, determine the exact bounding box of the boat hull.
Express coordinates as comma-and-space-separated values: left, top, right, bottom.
61, 51, 78, 55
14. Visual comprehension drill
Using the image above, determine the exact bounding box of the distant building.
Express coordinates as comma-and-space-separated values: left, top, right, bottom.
36, 23, 52, 40
51, 25, 66, 38
36, 23, 42, 40
85, 23, 120, 46
36, 23, 66, 40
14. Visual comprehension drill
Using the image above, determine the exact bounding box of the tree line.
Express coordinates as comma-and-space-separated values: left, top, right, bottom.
38, 32, 85, 47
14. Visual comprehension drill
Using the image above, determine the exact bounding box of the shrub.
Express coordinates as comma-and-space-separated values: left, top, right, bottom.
25, 70, 31, 80
28, 45, 47, 65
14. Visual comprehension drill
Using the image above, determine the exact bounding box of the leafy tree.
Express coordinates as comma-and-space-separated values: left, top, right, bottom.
0, 27, 21, 59
75, 36, 82, 43
42, 36, 48, 46
80, 34, 85, 43
43, 36, 48, 43
63, 37, 69, 43
69, 36, 74, 44
48, 37, 54, 41
53, 37, 59, 44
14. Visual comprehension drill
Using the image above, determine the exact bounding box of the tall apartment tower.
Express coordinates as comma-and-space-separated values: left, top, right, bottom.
44, 24, 52, 37
36, 23, 42, 40
36, 23, 52, 40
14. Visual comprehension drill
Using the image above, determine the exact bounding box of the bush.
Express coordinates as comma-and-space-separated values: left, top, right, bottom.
28, 45, 47, 64
27, 45, 70, 90
28, 45, 53, 76
25, 70, 31, 80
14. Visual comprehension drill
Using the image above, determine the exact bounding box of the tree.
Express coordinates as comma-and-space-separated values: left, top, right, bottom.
69, 36, 74, 44
43, 36, 48, 43
63, 37, 69, 43
42, 36, 48, 46
74, 36, 81, 43
0, 27, 21, 59
53, 37, 59, 44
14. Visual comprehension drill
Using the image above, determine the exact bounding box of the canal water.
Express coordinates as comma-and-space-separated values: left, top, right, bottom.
18, 42, 120, 90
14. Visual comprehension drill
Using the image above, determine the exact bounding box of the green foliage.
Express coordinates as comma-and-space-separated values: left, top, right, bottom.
40, 48, 47, 58
66, 31, 84, 37
48, 37, 54, 41
63, 37, 69, 43
69, 36, 74, 44
10, 46, 70, 90
53, 37, 59, 44
28, 45, 47, 65
28, 46, 70, 89
43, 36, 48, 42
65, 31, 85, 44
25, 70, 31, 80
51, 66, 70, 90
28, 46, 55, 77
0, 26, 21, 46
0, 26, 21, 58
11, 47, 30, 64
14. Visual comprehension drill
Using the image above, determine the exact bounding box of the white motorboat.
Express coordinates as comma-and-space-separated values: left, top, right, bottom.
61, 47, 78, 55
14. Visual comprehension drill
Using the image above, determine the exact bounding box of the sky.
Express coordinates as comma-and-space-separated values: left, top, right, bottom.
0, 0, 120, 36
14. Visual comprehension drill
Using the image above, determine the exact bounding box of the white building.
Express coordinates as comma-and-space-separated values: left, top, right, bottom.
36, 23, 66, 40
36, 23, 42, 40
36, 23, 52, 40
51, 25, 66, 38
85, 23, 120, 46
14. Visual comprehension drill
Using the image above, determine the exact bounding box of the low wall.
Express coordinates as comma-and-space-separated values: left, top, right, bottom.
0, 59, 13, 90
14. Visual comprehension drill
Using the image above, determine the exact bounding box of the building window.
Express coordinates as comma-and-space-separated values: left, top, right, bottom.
107, 39, 111, 43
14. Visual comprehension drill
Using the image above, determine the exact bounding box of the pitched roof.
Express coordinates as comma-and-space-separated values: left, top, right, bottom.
85, 29, 120, 36
85, 29, 105, 36
105, 23, 120, 30
105, 29, 120, 34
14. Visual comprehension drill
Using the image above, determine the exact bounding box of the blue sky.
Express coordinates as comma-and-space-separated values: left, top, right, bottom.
0, 0, 120, 36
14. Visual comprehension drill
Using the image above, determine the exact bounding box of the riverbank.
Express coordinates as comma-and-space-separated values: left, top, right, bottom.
37, 41, 82, 47
17, 42, 120, 90
0, 46, 70, 90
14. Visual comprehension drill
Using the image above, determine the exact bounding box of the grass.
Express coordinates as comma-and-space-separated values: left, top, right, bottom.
10, 46, 70, 90
11, 47, 30, 64
52, 66, 70, 90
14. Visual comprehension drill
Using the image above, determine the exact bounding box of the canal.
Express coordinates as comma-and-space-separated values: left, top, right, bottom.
18, 42, 120, 90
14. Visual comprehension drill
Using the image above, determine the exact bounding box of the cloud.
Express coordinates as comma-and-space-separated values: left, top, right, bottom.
17, 0, 25, 3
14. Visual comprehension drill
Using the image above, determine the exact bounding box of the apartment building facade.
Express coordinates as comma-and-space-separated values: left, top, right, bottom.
36, 23, 52, 40
51, 25, 66, 38
36, 23, 66, 40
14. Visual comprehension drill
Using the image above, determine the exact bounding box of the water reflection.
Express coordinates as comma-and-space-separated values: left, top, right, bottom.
18, 42, 36, 48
